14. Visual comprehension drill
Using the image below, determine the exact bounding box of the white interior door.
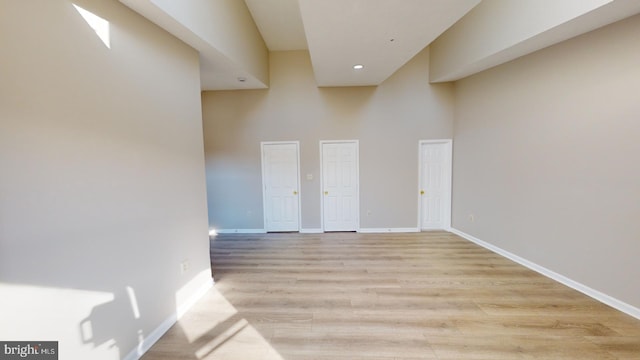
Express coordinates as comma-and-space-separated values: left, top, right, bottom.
419, 140, 452, 230
321, 141, 359, 231
262, 142, 300, 232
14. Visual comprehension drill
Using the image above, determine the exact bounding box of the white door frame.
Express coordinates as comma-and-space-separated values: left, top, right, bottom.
320, 140, 360, 232
261, 141, 302, 232
417, 139, 453, 230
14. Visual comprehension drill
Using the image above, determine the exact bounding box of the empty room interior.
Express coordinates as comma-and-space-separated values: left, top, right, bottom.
2, 0, 640, 359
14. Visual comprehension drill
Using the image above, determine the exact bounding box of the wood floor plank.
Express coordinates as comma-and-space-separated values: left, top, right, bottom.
142, 231, 640, 359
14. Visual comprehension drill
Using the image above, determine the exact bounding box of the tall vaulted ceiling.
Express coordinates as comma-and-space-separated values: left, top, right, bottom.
120, 0, 640, 90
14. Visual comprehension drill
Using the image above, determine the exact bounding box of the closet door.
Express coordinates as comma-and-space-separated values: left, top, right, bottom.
262, 142, 300, 232
321, 141, 359, 232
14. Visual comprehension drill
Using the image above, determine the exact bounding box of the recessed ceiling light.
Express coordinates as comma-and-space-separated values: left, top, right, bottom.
353, 64, 364, 70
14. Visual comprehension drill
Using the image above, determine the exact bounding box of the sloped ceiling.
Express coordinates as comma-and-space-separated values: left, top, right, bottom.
120, 0, 640, 90
294, 0, 480, 86
244, 0, 308, 51
246, 0, 480, 86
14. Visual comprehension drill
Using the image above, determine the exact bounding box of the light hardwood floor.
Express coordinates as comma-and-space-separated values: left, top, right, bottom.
142, 231, 640, 359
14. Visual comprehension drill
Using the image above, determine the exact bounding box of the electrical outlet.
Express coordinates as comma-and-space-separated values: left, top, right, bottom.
180, 259, 190, 274
367, 210, 372, 216
469, 214, 475, 222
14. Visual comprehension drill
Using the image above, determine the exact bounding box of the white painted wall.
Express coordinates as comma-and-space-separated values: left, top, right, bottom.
452, 14, 640, 309
202, 49, 454, 231
0, 1, 210, 359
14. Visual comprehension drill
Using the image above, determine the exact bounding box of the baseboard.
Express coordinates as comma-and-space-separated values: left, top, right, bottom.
122, 313, 176, 360
122, 277, 214, 360
176, 277, 214, 318
449, 228, 640, 320
300, 228, 323, 233
215, 229, 266, 234
358, 227, 420, 233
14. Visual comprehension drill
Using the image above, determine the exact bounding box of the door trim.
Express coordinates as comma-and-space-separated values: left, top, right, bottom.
261, 141, 302, 232
418, 139, 453, 230
319, 140, 360, 232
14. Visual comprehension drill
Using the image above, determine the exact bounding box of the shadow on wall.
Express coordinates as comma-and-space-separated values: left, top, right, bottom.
0, 1, 211, 358
0, 283, 140, 359
0, 273, 213, 359
79, 287, 140, 357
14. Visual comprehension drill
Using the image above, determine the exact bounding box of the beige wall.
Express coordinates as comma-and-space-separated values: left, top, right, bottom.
452, 14, 640, 309
149, 0, 269, 87
0, 1, 210, 359
202, 49, 453, 230
429, 0, 612, 81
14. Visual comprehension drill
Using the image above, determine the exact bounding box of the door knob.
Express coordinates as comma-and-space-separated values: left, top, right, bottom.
324, 191, 328, 195
293, 190, 298, 195
420, 190, 425, 195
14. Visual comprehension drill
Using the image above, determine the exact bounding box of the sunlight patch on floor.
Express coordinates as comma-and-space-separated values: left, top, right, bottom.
154, 287, 285, 360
